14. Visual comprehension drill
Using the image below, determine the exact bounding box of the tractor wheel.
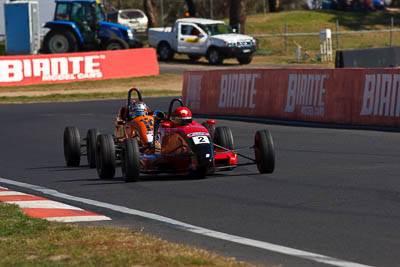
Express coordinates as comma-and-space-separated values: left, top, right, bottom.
254, 129, 275, 174
121, 138, 140, 182
63, 126, 81, 167
86, 128, 100, 168
157, 42, 174, 61
43, 30, 78, 54
201, 122, 216, 143
214, 126, 234, 150
207, 48, 223, 65
96, 134, 116, 179
104, 38, 129, 50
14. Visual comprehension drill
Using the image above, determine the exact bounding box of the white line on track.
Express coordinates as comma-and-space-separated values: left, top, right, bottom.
0, 177, 372, 267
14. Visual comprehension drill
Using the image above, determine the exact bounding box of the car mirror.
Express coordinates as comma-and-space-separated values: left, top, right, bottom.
198, 33, 204, 38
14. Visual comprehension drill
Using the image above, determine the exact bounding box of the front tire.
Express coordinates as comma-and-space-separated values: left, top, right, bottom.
121, 138, 140, 182
207, 48, 223, 65
63, 126, 81, 167
254, 129, 275, 174
157, 42, 174, 61
86, 128, 100, 168
43, 30, 78, 54
214, 126, 234, 150
96, 134, 116, 179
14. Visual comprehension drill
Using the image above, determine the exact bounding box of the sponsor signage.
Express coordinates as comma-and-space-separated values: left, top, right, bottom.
0, 48, 159, 86
182, 69, 400, 128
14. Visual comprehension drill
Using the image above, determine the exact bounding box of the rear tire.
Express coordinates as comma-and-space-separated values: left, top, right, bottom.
158, 42, 174, 61
86, 129, 100, 168
254, 129, 275, 174
96, 134, 116, 179
214, 126, 234, 150
121, 138, 140, 183
63, 126, 81, 167
43, 30, 78, 54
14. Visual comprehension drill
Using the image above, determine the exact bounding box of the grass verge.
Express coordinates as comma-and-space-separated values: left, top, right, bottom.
0, 90, 180, 103
0, 203, 259, 267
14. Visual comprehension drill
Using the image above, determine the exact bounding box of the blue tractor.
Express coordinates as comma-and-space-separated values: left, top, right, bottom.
42, 0, 143, 53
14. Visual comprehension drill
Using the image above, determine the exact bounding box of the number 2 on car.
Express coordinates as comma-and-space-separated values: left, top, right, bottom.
192, 136, 210, 145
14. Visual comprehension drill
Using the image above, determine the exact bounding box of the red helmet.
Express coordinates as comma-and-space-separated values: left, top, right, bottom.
171, 107, 192, 125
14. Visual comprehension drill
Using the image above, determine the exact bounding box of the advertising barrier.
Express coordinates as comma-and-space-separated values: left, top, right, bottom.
182, 68, 400, 128
0, 48, 159, 86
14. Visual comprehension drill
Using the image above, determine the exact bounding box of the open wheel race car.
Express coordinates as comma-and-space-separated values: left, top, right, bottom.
63, 89, 276, 182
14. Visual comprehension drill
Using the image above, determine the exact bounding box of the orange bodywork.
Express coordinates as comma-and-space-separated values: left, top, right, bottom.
114, 106, 154, 147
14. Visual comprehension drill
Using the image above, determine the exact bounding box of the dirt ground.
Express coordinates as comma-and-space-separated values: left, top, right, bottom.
0, 74, 183, 97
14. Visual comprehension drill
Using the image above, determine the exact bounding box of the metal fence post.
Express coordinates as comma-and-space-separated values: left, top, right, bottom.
336, 19, 339, 49
285, 21, 288, 54
390, 17, 394, 46
263, 0, 266, 14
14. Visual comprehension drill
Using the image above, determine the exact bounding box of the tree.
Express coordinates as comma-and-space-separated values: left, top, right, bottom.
230, 0, 246, 34
185, 0, 196, 17
143, 0, 157, 27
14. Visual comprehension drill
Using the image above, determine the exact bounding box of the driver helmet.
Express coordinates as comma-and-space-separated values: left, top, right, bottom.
171, 107, 192, 125
132, 101, 147, 117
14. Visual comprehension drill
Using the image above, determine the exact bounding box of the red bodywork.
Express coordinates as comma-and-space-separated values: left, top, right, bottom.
138, 120, 237, 174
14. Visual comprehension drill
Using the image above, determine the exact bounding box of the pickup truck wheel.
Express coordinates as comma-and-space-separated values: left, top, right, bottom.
237, 55, 253, 65
188, 54, 201, 62
158, 42, 174, 61
207, 48, 223, 65
105, 38, 129, 50
43, 30, 78, 54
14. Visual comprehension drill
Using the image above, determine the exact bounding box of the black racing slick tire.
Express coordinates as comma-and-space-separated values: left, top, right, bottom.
254, 129, 275, 174
86, 128, 100, 168
63, 126, 81, 167
43, 30, 78, 54
96, 134, 116, 179
157, 42, 174, 61
214, 126, 234, 150
121, 138, 140, 182
201, 122, 216, 143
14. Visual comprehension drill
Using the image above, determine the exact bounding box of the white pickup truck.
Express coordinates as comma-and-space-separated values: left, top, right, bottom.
148, 18, 257, 65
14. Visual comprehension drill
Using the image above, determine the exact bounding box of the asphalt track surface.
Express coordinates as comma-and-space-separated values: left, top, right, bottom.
1, 97, 400, 267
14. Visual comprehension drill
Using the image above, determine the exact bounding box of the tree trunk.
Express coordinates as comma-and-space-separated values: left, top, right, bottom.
269, 0, 279, 12
229, 0, 246, 34
143, 0, 158, 28
185, 0, 196, 17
